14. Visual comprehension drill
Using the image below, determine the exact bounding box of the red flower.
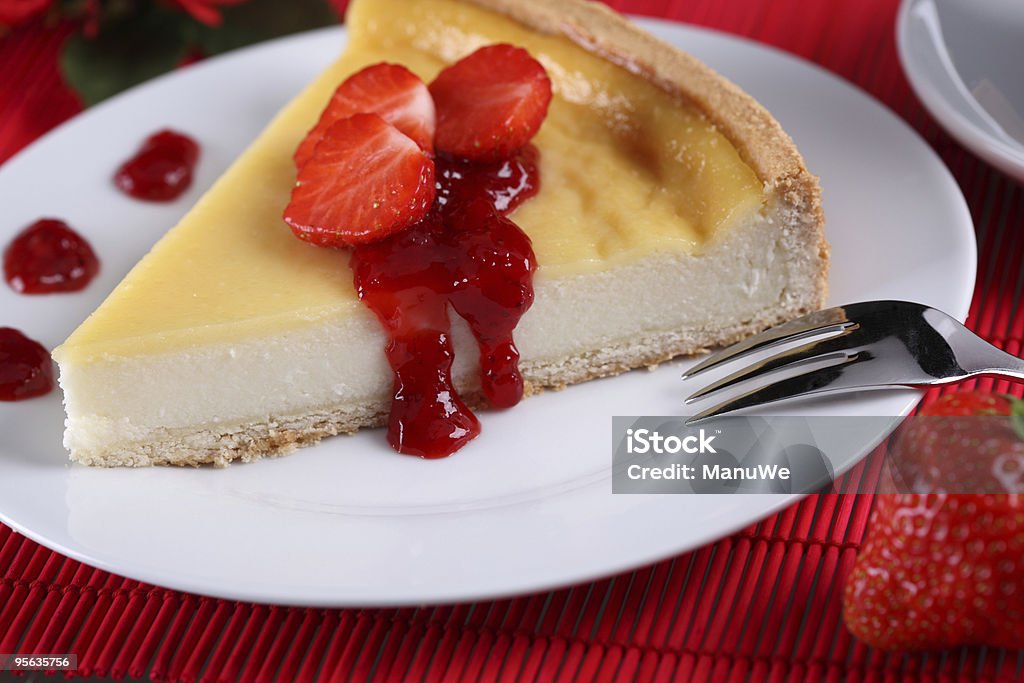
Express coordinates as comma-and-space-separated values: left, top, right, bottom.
170, 0, 248, 26
80, 0, 100, 37
0, 0, 53, 27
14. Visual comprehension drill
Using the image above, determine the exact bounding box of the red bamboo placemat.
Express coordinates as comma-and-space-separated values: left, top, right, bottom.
2, 0, 1023, 680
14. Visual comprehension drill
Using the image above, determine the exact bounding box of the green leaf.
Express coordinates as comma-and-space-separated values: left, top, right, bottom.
59, 0, 336, 106
1012, 398, 1024, 442
61, 7, 191, 106
188, 0, 338, 57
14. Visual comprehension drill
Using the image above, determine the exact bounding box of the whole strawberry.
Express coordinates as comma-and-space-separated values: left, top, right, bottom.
844, 392, 1024, 650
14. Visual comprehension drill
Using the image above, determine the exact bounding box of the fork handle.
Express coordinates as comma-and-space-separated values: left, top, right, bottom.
976, 369, 1024, 383
972, 346, 1024, 383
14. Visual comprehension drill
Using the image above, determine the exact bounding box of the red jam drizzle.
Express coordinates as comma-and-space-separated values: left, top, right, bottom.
114, 129, 199, 201
350, 146, 539, 458
3, 218, 100, 294
0, 327, 54, 401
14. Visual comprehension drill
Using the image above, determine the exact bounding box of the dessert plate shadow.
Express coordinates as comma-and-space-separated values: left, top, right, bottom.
0, 20, 976, 606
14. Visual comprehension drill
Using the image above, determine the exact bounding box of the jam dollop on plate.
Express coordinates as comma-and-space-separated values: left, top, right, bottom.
3, 218, 100, 295
114, 129, 200, 202
0, 327, 54, 401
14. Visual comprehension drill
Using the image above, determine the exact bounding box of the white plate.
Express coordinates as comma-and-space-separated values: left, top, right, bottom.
0, 20, 975, 606
897, 0, 1024, 182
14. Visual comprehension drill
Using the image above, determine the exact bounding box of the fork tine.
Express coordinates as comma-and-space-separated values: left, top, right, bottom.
685, 351, 866, 423
681, 306, 856, 379
685, 333, 857, 404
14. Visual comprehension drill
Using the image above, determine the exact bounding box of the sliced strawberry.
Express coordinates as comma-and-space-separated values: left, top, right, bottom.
294, 63, 435, 168
284, 113, 436, 248
429, 44, 552, 161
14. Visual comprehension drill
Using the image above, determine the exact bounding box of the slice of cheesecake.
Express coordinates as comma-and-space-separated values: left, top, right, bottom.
53, 0, 828, 467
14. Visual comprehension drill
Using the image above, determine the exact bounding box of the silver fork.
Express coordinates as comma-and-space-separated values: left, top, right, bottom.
682, 300, 1024, 421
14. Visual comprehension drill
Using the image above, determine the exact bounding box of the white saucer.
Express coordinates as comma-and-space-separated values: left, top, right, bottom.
897, 0, 1024, 182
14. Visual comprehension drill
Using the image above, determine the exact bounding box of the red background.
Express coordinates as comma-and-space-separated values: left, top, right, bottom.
1, 1, 1023, 680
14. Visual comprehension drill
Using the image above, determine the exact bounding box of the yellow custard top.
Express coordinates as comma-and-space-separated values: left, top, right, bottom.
56, 0, 762, 362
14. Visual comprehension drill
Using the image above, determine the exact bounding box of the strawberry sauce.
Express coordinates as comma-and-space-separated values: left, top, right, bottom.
0, 327, 53, 401
350, 147, 539, 457
114, 129, 199, 201
4, 218, 100, 294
